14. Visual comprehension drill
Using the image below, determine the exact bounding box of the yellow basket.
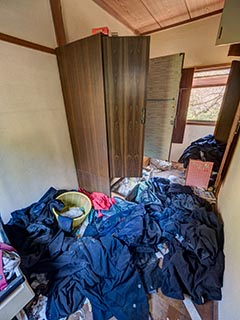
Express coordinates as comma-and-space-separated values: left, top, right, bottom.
52, 191, 92, 229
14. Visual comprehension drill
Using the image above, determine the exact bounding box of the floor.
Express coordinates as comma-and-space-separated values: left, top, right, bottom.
149, 290, 217, 320
68, 290, 217, 320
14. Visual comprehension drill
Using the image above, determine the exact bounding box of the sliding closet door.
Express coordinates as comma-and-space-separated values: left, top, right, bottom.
56, 34, 110, 194
144, 54, 184, 160
103, 36, 150, 177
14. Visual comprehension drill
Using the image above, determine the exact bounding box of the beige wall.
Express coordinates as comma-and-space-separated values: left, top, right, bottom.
150, 14, 234, 68
61, 0, 133, 42
0, 42, 78, 222
0, 2, 78, 222
218, 136, 240, 319
0, 0, 56, 47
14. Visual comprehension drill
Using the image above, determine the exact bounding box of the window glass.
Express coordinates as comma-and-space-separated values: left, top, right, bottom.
187, 86, 225, 121
187, 68, 230, 122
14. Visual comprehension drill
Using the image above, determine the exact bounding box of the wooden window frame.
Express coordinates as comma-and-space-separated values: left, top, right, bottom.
172, 64, 231, 144
192, 75, 229, 88
186, 120, 216, 126
172, 68, 194, 143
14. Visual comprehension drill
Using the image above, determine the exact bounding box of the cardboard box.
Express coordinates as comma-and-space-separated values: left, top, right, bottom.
92, 27, 109, 35
185, 159, 214, 189
143, 156, 150, 167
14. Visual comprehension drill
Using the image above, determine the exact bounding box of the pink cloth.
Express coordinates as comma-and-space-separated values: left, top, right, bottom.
90, 192, 116, 218
0, 243, 16, 291
90, 192, 115, 210
78, 188, 116, 217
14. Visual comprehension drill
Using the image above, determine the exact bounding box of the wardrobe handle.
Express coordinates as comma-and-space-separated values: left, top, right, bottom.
141, 107, 146, 124
218, 26, 223, 39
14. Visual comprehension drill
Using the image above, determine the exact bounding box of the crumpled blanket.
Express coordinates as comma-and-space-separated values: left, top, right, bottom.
178, 134, 226, 172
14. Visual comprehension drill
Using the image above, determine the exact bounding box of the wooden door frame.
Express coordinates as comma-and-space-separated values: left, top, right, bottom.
214, 101, 240, 196
172, 62, 239, 197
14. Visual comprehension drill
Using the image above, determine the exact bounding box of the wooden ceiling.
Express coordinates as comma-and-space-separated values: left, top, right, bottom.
93, 0, 225, 35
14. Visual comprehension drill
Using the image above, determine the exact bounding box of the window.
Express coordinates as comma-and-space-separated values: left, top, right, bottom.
187, 67, 230, 123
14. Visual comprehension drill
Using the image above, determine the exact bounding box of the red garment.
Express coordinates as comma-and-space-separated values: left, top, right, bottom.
90, 192, 115, 210
78, 188, 91, 198
78, 188, 116, 217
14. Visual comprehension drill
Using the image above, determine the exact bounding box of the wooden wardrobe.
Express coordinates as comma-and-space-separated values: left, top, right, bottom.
56, 34, 150, 194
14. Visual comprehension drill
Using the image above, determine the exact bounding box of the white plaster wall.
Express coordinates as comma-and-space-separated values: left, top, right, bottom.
61, 0, 133, 42
218, 136, 240, 320
0, 42, 78, 223
150, 15, 235, 68
170, 124, 215, 161
0, 0, 56, 47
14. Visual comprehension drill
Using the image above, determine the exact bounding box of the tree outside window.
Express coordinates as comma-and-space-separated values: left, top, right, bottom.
187, 68, 230, 122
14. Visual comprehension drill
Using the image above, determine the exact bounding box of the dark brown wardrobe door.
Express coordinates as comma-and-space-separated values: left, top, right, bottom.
214, 60, 240, 143
103, 36, 150, 178
56, 34, 110, 194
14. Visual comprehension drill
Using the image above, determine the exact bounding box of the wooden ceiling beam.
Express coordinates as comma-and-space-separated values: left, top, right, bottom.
185, 0, 224, 18
141, 9, 223, 35
183, 0, 192, 19
93, 0, 140, 34
0, 32, 55, 54
140, 0, 162, 28
139, 0, 190, 29
49, 0, 67, 46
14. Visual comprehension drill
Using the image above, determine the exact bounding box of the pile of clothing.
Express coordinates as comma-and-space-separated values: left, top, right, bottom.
178, 134, 226, 172
3, 179, 224, 320
127, 178, 224, 303
4, 188, 149, 320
